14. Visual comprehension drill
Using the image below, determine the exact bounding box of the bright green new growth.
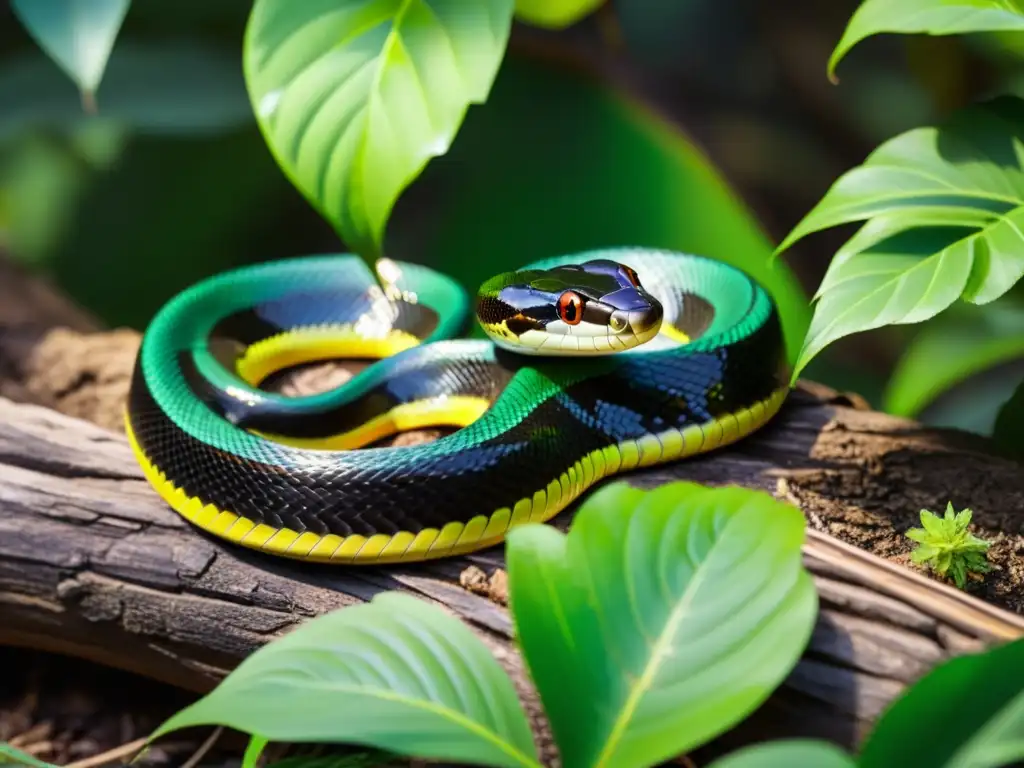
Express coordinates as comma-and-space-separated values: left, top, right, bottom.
906, 502, 992, 589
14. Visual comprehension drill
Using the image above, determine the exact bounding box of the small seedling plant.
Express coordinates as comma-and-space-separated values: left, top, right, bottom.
906, 502, 992, 589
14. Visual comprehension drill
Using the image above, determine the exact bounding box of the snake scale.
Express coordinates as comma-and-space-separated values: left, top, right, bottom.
125, 247, 790, 565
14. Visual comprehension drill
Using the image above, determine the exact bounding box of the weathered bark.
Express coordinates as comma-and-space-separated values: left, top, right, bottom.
2, 257, 1023, 764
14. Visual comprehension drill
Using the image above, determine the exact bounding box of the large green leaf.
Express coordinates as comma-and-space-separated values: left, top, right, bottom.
242, 0, 514, 267
884, 302, 1024, 421
151, 592, 539, 768
399, 56, 810, 359
707, 740, 856, 768
514, 0, 603, 28
993, 378, 1024, 459
775, 96, 1024, 379
859, 637, 1024, 767
11, 0, 131, 109
505, 481, 817, 768
829, 0, 1024, 80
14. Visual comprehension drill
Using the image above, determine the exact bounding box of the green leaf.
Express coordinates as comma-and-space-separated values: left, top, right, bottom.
0, 743, 59, 768
514, 0, 603, 28
993, 378, 1024, 459
813, 211, 991, 300
883, 302, 1024, 422
919, 508, 945, 537
243, 736, 270, 768
405, 55, 811, 360
150, 592, 539, 768
505, 481, 818, 768
706, 740, 856, 768
11, 0, 131, 110
242, 0, 515, 268
909, 543, 938, 563
904, 528, 929, 543
949, 558, 967, 589
829, 0, 1024, 80
777, 97, 1024, 380
860, 637, 1024, 767
964, 551, 993, 571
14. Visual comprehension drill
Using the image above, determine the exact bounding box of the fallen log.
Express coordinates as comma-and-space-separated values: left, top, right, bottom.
2, 259, 1023, 764
2, 391, 1023, 761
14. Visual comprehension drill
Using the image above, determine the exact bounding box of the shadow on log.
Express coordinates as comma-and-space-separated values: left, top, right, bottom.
1, 256, 1023, 765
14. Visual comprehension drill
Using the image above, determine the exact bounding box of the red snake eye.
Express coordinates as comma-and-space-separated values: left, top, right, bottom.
623, 266, 640, 286
557, 291, 583, 325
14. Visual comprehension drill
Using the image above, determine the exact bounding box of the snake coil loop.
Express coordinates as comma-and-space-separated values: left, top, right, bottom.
126, 247, 790, 565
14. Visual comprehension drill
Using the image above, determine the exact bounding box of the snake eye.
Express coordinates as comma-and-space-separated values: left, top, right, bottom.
623, 266, 640, 286
557, 291, 583, 325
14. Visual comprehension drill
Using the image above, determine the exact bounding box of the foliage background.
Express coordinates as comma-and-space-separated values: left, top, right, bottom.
2, 0, 1022, 437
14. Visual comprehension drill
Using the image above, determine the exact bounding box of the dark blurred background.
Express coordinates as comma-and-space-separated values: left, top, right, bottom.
2, 0, 1023, 436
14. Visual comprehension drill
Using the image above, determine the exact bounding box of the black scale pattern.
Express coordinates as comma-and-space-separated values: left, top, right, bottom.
128, 307, 787, 539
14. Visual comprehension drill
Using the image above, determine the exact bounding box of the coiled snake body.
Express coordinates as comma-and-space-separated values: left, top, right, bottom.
126, 247, 789, 564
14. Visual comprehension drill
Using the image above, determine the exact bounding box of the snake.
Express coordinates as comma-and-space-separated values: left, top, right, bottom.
125, 246, 790, 565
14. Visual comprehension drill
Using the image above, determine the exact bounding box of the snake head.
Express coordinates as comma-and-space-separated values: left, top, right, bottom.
476, 258, 664, 355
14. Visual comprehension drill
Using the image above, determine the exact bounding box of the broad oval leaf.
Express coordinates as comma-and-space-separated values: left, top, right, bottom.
11, 0, 131, 108
150, 592, 539, 768
707, 740, 856, 768
830, 0, 1024, 80
776, 96, 1024, 379
860, 636, 1024, 767
514, 0, 604, 29
505, 481, 818, 768
242, 0, 515, 266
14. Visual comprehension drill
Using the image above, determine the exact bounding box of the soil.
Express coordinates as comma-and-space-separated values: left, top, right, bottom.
783, 419, 1024, 615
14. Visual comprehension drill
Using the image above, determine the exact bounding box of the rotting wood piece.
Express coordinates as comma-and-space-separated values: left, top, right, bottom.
1, 393, 1023, 765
